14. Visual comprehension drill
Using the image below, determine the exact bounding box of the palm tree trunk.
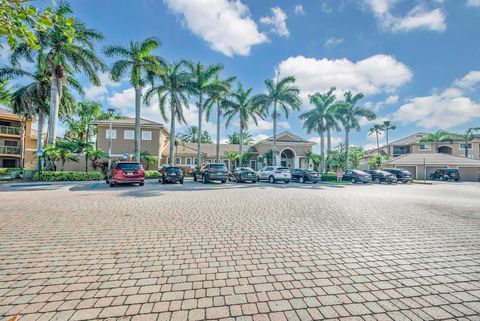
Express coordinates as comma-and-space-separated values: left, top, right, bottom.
239, 121, 244, 167
345, 128, 350, 170
197, 97, 202, 166
385, 129, 389, 157
36, 112, 44, 172
47, 75, 61, 144
376, 133, 380, 155
320, 130, 325, 173
216, 102, 221, 162
327, 127, 332, 152
134, 85, 142, 162
169, 100, 176, 165
272, 101, 277, 166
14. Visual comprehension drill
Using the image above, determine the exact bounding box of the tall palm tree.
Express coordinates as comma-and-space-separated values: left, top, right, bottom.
178, 125, 200, 143
227, 131, 252, 145
368, 124, 384, 155
186, 62, 224, 165
205, 76, 236, 162
336, 91, 376, 170
11, 2, 105, 145
419, 130, 455, 153
464, 127, 480, 158
299, 89, 337, 172
382, 120, 396, 157
223, 84, 265, 165
144, 61, 193, 165
254, 74, 301, 166
104, 37, 164, 162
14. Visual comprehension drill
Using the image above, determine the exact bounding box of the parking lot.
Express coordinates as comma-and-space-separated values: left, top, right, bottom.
0, 179, 479, 321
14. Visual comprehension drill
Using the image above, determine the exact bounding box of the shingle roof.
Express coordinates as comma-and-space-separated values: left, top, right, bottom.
390, 132, 428, 146
169, 142, 250, 157
385, 153, 480, 166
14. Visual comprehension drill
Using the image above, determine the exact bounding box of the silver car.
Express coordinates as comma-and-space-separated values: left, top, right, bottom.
257, 166, 291, 184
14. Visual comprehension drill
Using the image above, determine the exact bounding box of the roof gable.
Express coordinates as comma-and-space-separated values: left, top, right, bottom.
264, 131, 311, 143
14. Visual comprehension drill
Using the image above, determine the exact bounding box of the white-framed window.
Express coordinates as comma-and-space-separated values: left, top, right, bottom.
419, 143, 431, 151
175, 157, 181, 165
250, 160, 256, 170
194, 158, 198, 165
186, 158, 192, 165
459, 143, 472, 150
142, 131, 152, 141
124, 130, 134, 140
106, 129, 116, 139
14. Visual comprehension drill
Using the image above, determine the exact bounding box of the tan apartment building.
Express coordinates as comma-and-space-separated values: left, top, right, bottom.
0, 108, 39, 169
362, 132, 480, 181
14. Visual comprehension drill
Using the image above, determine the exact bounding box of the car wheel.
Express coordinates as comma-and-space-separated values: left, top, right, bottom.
299, 176, 305, 183
387, 181, 392, 184
374, 178, 381, 184
363, 182, 368, 184
109, 182, 115, 187
285, 180, 290, 184
180, 178, 184, 184
351, 178, 357, 184
252, 180, 257, 184
203, 175, 208, 184
139, 182, 144, 186
257, 176, 260, 182
193, 175, 197, 182
161, 179, 165, 184
269, 176, 275, 184
221, 180, 227, 184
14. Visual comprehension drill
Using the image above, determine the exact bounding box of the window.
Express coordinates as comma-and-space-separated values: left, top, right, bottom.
142, 131, 152, 141
419, 144, 431, 151
460, 143, 472, 150
393, 146, 410, 156
194, 158, 198, 165
106, 129, 116, 139
250, 160, 256, 170
186, 158, 192, 165
175, 157, 181, 165
124, 130, 134, 140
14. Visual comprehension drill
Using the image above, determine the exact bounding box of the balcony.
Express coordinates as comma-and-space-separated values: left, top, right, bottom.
0, 146, 21, 155
0, 125, 21, 136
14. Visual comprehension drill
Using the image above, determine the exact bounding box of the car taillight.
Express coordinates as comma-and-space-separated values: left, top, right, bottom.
114, 169, 123, 174
163, 172, 167, 175
137, 169, 144, 175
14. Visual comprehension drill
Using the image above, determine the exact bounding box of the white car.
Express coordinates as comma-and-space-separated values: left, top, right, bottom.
257, 166, 291, 184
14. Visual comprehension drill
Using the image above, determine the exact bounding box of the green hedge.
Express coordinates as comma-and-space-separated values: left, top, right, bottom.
33, 171, 104, 182
321, 174, 338, 182
0, 168, 22, 176
145, 170, 161, 179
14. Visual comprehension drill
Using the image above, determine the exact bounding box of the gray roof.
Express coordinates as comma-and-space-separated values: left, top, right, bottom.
390, 132, 428, 146
385, 153, 480, 166
169, 142, 250, 158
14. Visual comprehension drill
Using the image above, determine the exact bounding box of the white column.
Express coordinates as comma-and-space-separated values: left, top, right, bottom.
294, 156, 300, 169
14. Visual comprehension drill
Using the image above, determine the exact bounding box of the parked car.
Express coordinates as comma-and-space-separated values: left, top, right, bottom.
160, 166, 184, 184
365, 170, 398, 184
291, 168, 320, 183
257, 166, 291, 184
230, 167, 257, 183
430, 168, 460, 181
384, 168, 413, 183
107, 162, 145, 187
343, 170, 372, 184
193, 163, 228, 184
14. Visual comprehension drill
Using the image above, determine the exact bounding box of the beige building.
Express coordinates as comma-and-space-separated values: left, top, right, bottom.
362, 132, 480, 181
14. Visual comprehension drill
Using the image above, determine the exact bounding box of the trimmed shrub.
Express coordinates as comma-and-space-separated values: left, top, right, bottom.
321, 174, 338, 182
0, 168, 22, 176
33, 171, 104, 182
144, 170, 161, 179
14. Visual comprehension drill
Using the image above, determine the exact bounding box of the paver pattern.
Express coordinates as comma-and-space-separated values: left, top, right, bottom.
0, 180, 480, 321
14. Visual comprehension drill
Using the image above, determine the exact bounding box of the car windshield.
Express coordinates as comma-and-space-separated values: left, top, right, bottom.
353, 170, 365, 174
378, 171, 390, 175
210, 164, 227, 170
116, 163, 142, 170
239, 168, 254, 172
399, 170, 411, 175
277, 167, 289, 172
165, 167, 180, 173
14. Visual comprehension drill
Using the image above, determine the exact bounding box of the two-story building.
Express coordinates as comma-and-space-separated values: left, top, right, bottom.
362, 132, 480, 181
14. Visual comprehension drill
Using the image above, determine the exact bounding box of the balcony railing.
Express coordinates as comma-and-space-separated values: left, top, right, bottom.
0, 146, 21, 155
0, 125, 21, 136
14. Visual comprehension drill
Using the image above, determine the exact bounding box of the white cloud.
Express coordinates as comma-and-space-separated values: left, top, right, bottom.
249, 118, 290, 132
321, 3, 333, 13
324, 37, 344, 49
294, 5, 305, 15
260, 7, 290, 37
107, 87, 137, 109
252, 134, 269, 143
454, 71, 480, 90
467, 0, 480, 7
164, 0, 268, 57
359, 115, 389, 127
393, 88, 480, 129
308, 136, 343, 153
278, 54, 412, 102
364, 0, 446, 32
84, 72, 122, 101
367, 130, 385, 142
366, 95, 399, 112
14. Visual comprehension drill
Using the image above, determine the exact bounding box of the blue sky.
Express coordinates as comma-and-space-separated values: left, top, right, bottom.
3, 0, 480, 151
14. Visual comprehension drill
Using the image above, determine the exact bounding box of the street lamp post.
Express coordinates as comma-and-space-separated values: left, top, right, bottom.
107, 108, 115, 170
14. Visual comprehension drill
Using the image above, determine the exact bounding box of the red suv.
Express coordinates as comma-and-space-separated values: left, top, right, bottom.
107, 162, 145, 187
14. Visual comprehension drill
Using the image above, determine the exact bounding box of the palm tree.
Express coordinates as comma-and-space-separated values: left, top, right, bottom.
254, 74, 301, 166
178, 125, 200, 143
227, 131, 252, 145
224, 151, 240, 169
382, 120, 396, 157
11, 2, 105, 145
140, 151, 158, 170
205, 76, 236, 162
304, 150, 320, 171
336, 91, 376, 170
186, 62, 224, 165
144, 61, 193, 165
368, 124, 384, 155
463, 127, 480, 158
104, 37, 164, 162
299, 89, 337, 172
0, 80, 11, 105
419, 130, 455, 153
223, 84, 265, 165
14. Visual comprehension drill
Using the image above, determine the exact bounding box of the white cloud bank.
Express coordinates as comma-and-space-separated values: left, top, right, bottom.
278, 54, 412, 101
294, 5, 305, 15
364, 0, 446, 32
454, 70, 480, 90
260, 7, 290, 37
467, 0, 480, 7
164, 0, 267, 57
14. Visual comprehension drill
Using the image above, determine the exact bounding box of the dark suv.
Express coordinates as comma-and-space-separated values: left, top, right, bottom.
430, 168, 460, 181
365, 170, 398, 184
291, 169, 320, 183
384, 168, 413, 183
193, 163, 228, 184
160, 166, 184, 184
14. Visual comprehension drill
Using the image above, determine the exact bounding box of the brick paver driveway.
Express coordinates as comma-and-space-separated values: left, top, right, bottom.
0, 180, 479, 321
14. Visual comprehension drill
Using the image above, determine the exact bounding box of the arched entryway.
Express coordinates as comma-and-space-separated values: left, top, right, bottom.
437, 146, 453, 154
279, 148, 296, 169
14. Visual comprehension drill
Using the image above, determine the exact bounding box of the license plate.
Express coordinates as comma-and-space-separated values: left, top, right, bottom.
171, 173, 176, 176
126, 172, 133, 176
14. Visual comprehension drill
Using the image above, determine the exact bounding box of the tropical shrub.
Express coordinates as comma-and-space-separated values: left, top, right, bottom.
33, 171, 104, 181
0, 168, 22, 176
321, 173, 338, 182
144, 170, 161, 179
